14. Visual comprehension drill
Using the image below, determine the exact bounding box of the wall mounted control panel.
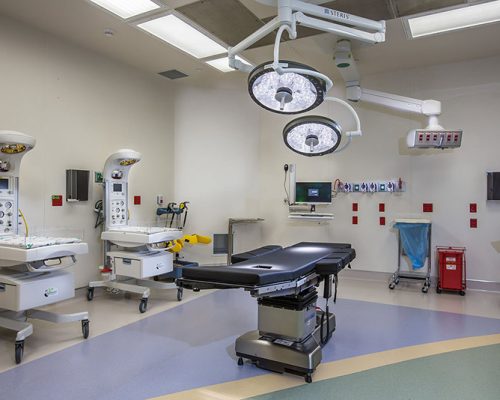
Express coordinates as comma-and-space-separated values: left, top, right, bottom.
0, 176, 18, 235
106, 182, 127, 227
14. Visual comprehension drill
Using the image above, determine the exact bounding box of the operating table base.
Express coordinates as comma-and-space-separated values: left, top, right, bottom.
236, 312, 335, 383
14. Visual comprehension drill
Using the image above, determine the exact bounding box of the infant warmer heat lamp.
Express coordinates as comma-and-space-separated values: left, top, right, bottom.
0, 130, 89, 364
88, 149, 183, 313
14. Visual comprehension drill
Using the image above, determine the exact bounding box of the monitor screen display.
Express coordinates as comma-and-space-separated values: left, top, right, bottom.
113, 183, 122, 193
295, 182, 332, 204
0, 178, 9, 190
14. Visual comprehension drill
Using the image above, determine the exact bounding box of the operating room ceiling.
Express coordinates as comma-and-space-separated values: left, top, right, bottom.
0, 0, 500, 83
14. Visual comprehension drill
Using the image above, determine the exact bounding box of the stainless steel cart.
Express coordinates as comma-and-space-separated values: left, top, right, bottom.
389, 219, 432, 293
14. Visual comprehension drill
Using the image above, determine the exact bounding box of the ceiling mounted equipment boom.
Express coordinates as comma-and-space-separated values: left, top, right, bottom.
229, 0, 386, 114
334, 40, 462, 149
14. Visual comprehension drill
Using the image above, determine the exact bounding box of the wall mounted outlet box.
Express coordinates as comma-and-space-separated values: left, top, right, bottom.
352, 215, 358, 225
134, 196, 141, 205
423, 203, 433, 213
94, 171, 103, 183
470, 218, 478, 228
469, 203, 477, 213
352, 203, 358, 212
379, 216, 386, 226
379, 203, 385, 212
52, 195, 63, 207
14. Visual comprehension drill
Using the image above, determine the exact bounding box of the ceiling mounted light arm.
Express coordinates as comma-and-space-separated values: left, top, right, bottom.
324, 97, 362, 137
335, 39, 445, 130
229, 0, 386, 72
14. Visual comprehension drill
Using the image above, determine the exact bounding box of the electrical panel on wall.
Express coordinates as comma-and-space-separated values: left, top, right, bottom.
338, 179, 406, 193
407, 130, 462, 149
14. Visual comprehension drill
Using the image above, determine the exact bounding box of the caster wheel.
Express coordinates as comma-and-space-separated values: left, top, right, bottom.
436, 287, 442, 294
394, 279, 400, 285
177, 288, 183, 302
305, 374, 312, 383
87, 288, 94, 301
193, 287, 200, 292
15, 341, 24, 364
139, 298, 148, 313
422, 286, 429, 293
459, 290, 466, 296
237, 357, 244, 366
389, 283, 395, 290
81, 319, 90, 339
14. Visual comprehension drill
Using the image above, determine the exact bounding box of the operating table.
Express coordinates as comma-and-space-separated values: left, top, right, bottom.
178, 242, 355, 383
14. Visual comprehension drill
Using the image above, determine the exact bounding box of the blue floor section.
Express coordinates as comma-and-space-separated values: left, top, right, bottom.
1, 290, 500, 400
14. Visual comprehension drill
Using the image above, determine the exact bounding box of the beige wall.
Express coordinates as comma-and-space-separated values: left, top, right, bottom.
0, 16, 176, 287
174, 55, 500, 283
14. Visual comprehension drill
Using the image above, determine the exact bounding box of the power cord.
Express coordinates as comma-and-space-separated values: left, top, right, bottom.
283, 164, 290, 205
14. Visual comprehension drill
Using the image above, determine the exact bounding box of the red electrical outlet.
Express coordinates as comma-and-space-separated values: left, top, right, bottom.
352, 203, 358, 212
134, 196, 141, 205
423, 203, 433, 213
380, 216, 386, 226
469, 203, 477, 213
470, 218, 477, 229
51, 195, 63, 207
379, 203, 385, 213
352, 215, 358, 225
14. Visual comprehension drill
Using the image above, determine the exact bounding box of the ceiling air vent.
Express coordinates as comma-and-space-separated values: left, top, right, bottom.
158, 69, 189, 79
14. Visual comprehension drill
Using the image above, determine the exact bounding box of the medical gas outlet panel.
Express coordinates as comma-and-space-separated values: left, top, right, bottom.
0, 176, 18, 236
106, 182, 128, 228
339, 179, 405, 193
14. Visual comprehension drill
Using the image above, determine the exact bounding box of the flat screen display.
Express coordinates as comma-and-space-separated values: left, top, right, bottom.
113, 183, 122, 193
295, 182, 332, 204
0, 178, 9, 190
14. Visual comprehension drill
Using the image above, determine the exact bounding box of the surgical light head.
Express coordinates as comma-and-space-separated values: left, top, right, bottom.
248, 61, 326, 114
283, 116, 342, 156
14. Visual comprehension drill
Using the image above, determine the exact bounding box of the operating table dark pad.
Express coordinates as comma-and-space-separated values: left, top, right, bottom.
231, 245, 282, 264
181, 242, 355, 286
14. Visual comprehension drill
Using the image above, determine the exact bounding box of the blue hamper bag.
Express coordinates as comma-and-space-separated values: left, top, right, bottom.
394, 222, 430, 269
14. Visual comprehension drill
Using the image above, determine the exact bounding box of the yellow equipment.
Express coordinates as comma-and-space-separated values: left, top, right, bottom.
167, 234, 211, 253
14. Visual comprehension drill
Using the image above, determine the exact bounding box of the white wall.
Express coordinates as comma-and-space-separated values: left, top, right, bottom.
0, 16, 175, 287
172, 80, 262, 264
258, 55, 500, 282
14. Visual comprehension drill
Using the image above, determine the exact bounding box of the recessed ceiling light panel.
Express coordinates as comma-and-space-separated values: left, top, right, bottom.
248, 61, 326, 115
407, 0, 500, 38
283, 116, 342, 157
206, 56, 251, 73
137, 14, 227, 59
89, 0, 160, 19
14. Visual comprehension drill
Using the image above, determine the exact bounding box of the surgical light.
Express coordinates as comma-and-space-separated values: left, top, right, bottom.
283, 116, 342, 157
406, 0, 500, 38
137, 14, 226, 59
88, 0, 160, 19
248, 61, 326, 114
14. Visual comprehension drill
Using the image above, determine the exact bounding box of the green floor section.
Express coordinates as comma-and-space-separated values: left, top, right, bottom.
249, 344, 500, 400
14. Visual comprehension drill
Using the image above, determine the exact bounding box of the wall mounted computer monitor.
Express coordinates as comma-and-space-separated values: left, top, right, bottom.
295, 182, 332, 204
